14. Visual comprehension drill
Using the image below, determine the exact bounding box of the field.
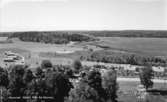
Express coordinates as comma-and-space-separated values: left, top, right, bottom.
96, 37, 167, 57
0, 38, 101, 68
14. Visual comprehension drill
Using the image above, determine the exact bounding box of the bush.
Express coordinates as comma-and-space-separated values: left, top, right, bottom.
41, 60, 52, 69
72, 60, 82, 73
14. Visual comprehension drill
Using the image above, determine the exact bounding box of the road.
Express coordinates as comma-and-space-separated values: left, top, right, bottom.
117, 77, 167, 83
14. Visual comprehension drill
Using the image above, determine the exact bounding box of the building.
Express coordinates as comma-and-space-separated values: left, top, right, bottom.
3, 51, 25, 66
0, 37, 8, 42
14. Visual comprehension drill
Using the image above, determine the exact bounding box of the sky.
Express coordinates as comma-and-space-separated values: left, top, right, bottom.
0, 0, 166, 32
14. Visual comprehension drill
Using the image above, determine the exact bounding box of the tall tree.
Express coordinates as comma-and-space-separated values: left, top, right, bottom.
0, 67, 9, 88
139, 65, 154, 90
8, 65, 26, 102
102, 69, 119, 102
66, 79, 100, 102
87, 69, 106, 101
45, 71, 73, 102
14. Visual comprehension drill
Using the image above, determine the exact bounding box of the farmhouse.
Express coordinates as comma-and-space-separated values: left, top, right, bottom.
0, 37, 8, 42
3, 51, 25, 66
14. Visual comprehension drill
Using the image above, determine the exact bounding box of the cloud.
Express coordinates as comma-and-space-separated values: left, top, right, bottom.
0, 0, 69, 8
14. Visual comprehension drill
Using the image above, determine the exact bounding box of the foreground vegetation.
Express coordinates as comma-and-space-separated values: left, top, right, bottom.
0, 59, 166, 102
0, 60, 118, 102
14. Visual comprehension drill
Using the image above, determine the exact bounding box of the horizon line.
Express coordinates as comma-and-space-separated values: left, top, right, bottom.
0, 29, 167, 33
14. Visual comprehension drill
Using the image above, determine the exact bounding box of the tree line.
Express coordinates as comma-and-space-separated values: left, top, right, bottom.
9, 31, 95, 44
84, 30, 167, 38
86, 50, 167, 67
1, 30, 167, 38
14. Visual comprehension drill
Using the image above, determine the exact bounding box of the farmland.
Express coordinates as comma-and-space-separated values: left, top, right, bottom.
95, 37, 167, 57
2, 37, 167, 56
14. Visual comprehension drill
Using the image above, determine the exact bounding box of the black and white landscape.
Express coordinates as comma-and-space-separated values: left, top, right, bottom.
0, 0, 167, 102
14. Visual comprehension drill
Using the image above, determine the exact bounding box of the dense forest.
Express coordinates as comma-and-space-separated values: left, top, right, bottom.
86, 50, 167, 67
8, 31, 95, 44
1, 30, 167, 38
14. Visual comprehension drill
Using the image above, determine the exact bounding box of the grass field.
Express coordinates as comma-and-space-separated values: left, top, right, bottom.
0, 38, 98, 68
96, 37, 167, 57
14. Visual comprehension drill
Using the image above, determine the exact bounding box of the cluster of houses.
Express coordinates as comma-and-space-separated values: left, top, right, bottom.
82, 61, 167, 78
0, 37, 12, 43
3, 51, 25, 67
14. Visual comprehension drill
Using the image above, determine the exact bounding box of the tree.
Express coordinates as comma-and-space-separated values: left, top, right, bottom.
35, 67, 44, 78
65, 79, 100, 102
8, 65, 26, 102
102, 69, 119, 102
87, 69, 102, 90
25, 77, 48, 102
0, 67, 9, 102
45, 71, 73, 102
139, 65, 154, 90
23, 69, 34, 84
87, 69, 106, 101
41, 60, 52, 69
0, 67, 9, 87
65, 68, 75, 78
72, 60, 82, 73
